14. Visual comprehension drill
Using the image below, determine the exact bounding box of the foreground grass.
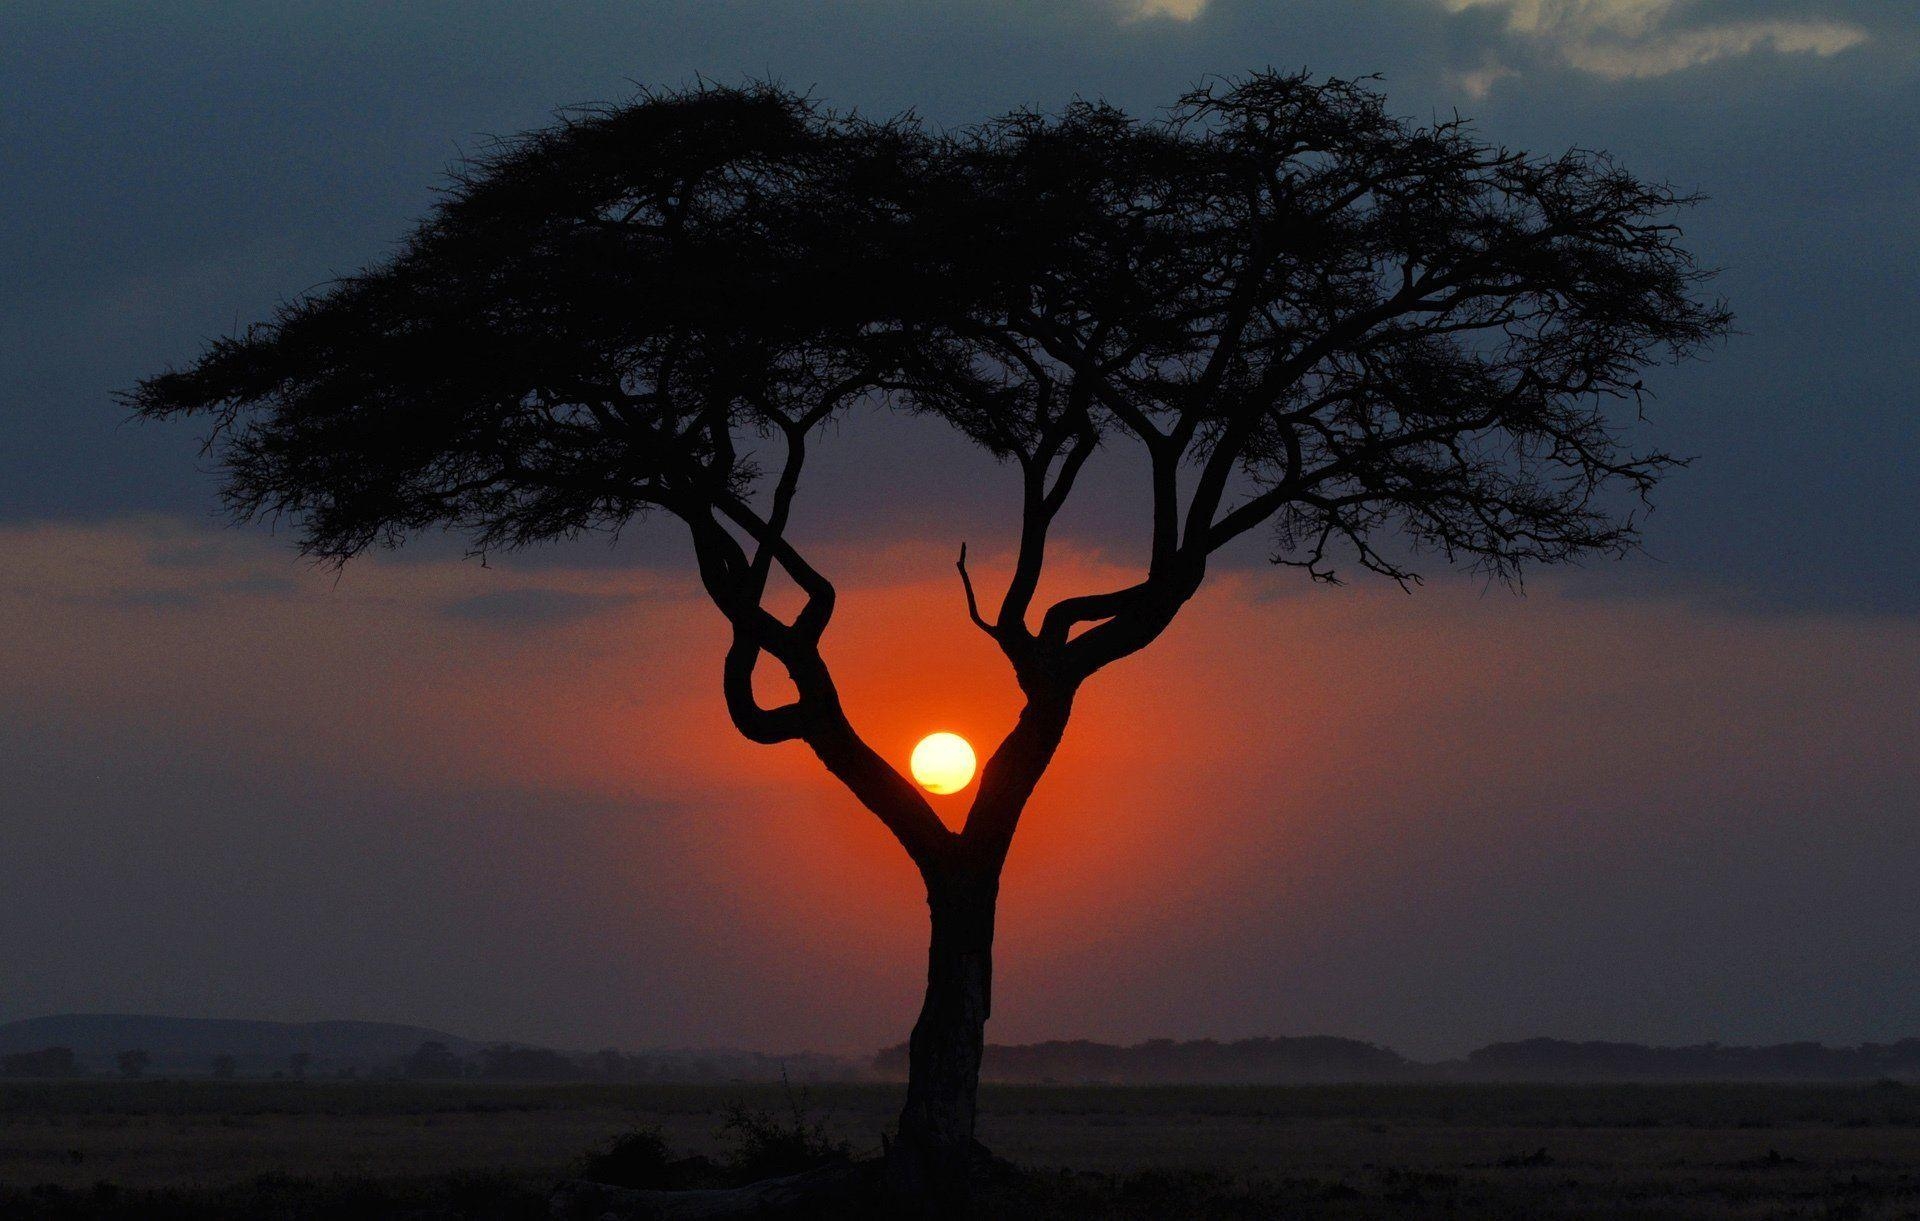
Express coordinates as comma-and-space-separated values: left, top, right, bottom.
3, 1080, 1919, 1217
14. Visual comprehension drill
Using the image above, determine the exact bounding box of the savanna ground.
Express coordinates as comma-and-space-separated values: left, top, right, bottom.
2, 1079, 1918, 1218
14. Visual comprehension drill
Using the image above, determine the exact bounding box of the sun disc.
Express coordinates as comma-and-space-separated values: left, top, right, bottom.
910, 732, 977, 795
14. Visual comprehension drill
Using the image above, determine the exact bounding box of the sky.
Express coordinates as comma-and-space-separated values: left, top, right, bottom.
2, 1, 1916, 1060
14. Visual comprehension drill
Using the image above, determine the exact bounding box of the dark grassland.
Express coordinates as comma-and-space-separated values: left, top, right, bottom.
3, 1080, 1919, 1218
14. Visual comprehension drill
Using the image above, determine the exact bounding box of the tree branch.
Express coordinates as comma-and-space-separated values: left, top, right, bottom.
959, 693, 1075, 874
684, 504, 957, 871
955, 542, 994, 638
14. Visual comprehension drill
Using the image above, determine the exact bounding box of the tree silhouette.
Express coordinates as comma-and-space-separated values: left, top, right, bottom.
0, 1046, 80, 1079
129, 75, 1727, 1197
116, 1048, 150, 1080
403, 1040, 466, 1079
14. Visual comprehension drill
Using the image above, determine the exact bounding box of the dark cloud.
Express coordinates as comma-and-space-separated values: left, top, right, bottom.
145, 540, 231, 569
0, 2, 1912, 609
218, 573, 299, 598
439, 588, 634, 627
61, 588, 202, 611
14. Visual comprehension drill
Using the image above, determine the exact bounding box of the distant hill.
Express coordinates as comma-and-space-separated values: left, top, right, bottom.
0, 1014, 476, 1077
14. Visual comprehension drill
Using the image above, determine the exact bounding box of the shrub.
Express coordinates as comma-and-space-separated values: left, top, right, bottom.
719, 1077, 850, 1182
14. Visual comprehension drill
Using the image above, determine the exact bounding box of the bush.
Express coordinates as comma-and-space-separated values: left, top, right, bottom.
719, 1078, 850, 1183
573, 1126, 673, 1187
573, 1126, 727, 1191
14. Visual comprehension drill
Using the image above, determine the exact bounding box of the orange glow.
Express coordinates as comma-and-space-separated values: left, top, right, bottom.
910, 732, 976, 794
7, 521, 1918, 1052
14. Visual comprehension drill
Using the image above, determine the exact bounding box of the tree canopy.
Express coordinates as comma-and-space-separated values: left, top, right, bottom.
131, 73, 1727, 874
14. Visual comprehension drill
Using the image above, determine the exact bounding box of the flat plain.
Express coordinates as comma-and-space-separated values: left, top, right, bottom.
3, 1079, 1919, 1217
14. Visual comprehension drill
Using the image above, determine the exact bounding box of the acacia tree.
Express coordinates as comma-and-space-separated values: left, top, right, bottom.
131, 75, 1727, 1190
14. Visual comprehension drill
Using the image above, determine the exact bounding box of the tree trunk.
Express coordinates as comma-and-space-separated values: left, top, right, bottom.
891, 876, 997, 1206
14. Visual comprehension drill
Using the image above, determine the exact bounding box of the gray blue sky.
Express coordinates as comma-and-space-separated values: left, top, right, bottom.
2, 2, 1915, 1057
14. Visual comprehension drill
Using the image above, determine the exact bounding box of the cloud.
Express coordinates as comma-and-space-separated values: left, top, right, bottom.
440, 588, 635, 627
1563, 18, 1868, 77
1457, 59, 1522, 99
1114, 0, 1209, 22
1443, 0, 1868, 86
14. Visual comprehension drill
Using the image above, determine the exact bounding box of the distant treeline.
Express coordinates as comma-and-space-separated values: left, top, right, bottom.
386, 1042, 862, 1083
0, 1040, 862, 1083
873, 1037, 1920, 1084
1461, 1038, 1920, 1082
872, 1037, 1410, 1084
0, 1016, 863, 1083
0, 1047, 82, 1078
11, 1015, 1920, 1084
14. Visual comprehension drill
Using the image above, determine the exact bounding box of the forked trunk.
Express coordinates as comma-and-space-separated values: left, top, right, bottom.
891, 877, 997, 1206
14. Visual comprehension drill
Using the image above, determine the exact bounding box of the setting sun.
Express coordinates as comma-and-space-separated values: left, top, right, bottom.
910, 732, 977, 795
